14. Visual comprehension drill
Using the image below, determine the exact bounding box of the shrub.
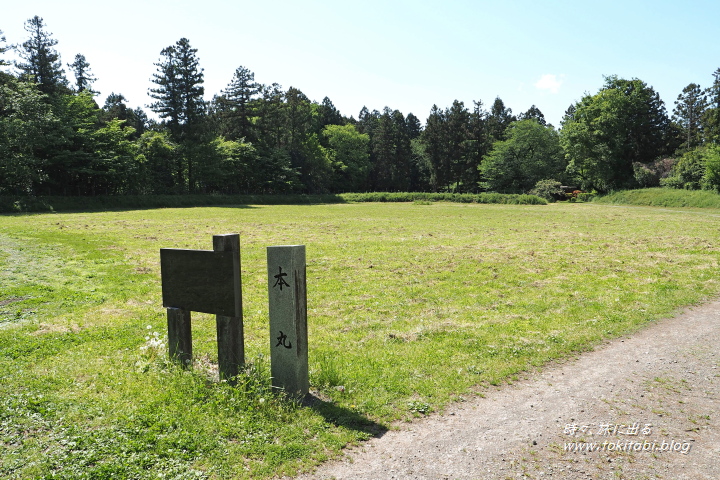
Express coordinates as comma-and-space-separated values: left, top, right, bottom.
633, 158, 675, 187
528, 179, 564, 202
665, 149, 706, 189
577, 192, 596, 202
701, 146, 720, 192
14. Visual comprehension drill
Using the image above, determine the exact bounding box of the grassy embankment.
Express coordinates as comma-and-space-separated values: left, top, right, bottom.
595, 187, 720, 208
2, 201, 720, 478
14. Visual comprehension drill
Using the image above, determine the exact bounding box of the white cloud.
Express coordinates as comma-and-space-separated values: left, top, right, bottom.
535, 74, 564, 94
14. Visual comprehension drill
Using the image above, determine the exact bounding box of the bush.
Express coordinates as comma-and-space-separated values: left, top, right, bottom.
576, 192, 596, 202
633, 158, 675, 187
659, 176, 684, 189
701, 146, 720, 192
528, 179, 563, 202
665, 149, 707, 189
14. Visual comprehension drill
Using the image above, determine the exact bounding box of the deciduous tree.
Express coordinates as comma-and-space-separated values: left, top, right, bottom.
322, 123, 370, 192
0, 77, 60, 194
481, 119, 564, 193
560, 76, 672, 191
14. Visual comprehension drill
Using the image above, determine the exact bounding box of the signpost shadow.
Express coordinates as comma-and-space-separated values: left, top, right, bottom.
302, 393, 389, 439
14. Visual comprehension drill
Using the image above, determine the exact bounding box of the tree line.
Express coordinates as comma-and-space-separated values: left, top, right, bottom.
2, 16, 720, 198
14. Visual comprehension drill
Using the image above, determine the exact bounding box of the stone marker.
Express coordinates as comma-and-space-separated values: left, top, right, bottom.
160, 234, 243, 382
267, 245, 308, 396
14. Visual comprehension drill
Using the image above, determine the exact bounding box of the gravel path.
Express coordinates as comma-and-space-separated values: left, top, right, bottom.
290, 299, 720, 479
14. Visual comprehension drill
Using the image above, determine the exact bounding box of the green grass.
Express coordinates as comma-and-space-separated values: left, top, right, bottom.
2, 202, 720, 478
595, 187, 720, 208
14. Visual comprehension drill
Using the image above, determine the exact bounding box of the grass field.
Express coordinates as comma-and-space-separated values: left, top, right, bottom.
2, 201, 720, 479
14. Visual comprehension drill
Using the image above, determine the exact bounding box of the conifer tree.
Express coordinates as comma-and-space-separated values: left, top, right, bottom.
318, 96, 343, 128
519, 105, 546, 126
68, 54, 97, 93
149, 37, 205, 141
148, 38, 205, 192
703, 69, 720, 144
673, 83, 706, 151
0, 30, 11, 69
216, 65, 259, 141
16, 16, 68, 95
487, 97, 515, 141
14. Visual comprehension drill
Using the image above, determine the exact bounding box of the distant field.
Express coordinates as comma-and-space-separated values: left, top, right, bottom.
2, 202, 720, 479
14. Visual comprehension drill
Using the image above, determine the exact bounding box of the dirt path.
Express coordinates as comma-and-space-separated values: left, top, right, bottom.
290, 299, 720, 479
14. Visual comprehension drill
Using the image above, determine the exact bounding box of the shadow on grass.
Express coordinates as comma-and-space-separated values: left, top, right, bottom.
302, 393, 388, 439
0, 194, 349, 214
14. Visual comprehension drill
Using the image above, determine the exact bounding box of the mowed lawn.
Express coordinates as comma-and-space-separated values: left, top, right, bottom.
2, 202, 720, 479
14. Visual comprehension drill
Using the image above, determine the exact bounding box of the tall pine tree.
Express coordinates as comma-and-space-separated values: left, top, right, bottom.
16, 16, 68, 95
149, 38, 205, 141
215, 65, 259, 141
149, 38, 205, 192
0, 30, 11, 70
672, 83, 706, 151
703, 69, 720, 144
68, 53, 97, 93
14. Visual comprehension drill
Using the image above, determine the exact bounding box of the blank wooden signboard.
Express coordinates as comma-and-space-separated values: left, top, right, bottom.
160, 249, 241, 317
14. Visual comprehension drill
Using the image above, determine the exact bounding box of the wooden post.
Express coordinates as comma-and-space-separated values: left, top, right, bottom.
213, 234, 244, 383
267, 245, 308, 396
167, 307, 192, 368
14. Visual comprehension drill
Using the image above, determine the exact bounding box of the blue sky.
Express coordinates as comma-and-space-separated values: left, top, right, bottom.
3, 0, 719, 127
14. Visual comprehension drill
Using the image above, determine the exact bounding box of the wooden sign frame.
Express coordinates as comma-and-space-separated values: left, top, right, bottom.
160, 234, 244, 383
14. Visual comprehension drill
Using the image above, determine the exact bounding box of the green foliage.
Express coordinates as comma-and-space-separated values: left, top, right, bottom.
633, 158, 675, 188
419, 100, 490, 193
339, 191, 547, 205
561, 76, 672, 192
672, 83, 706, 151
0, 77, 59, 195
701, 145, 720, 191
661, 148, 706, 189
322, 124, 370, 192
487, 96, 516, 141
0, 29, 12, 71
211, 136, 259, 194
101, 93, 147, 138
148, 38, 205, 141
213, 65, 259, 142
480, 119, 565, 193
659, 145, 720, 191
7, 14, 720, 202
576, 192, 596, 202
67, 53, 96, 94
136, 130, 178, 193
702, 68, 720, 144
529, 179, 564, 202
16, 16, 69, 96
